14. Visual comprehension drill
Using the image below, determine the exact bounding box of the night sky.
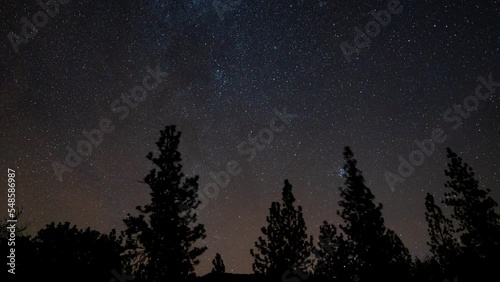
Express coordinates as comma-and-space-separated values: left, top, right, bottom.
1, 0, 499, 275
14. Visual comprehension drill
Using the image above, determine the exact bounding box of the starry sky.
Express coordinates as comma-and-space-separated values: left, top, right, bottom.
1, 0, 499, 275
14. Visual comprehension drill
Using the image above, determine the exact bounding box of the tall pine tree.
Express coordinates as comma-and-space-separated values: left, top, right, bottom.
337, 146, 412, 282
424, 193, 460, 280
123, 125, 207, 282
250, 179, 313, 280
442, 148, 500, 278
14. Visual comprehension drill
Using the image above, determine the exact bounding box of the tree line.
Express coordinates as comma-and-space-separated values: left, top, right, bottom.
2, 125, 499, 282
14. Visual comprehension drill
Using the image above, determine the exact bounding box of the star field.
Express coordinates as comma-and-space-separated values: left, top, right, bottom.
1, 0, 499, 275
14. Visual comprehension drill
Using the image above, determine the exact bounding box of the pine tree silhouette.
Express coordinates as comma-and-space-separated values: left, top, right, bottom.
442, 148, 500, 280
123, 125, 207, 282
250, 179, 313, 280
424, 193, 461, 280
211, 253, 226, 274
337, 146, 412, 282
314, 221, 351, 281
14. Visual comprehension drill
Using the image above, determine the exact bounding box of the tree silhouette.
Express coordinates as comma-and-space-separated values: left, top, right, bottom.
33, 222, 123, 281
424, 193, 460, 280
413, 256, 443, 282
442, 148, 500, 280
314, 221, 351, 282
211, 253, 226, 274
250, 179, 313, 280
336, 146, 412, 282
122, 125, 207, 282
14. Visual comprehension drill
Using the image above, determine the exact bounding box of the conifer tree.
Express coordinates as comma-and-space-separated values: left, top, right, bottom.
314, 221, 351, 281
442, 148, 500, 277
337, 146, 412, 282
424, 193, 460, 280
211, 253, 226, 274
250, 179, 313, 279
443, 148, 500, 255
122, 125, 207, 282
